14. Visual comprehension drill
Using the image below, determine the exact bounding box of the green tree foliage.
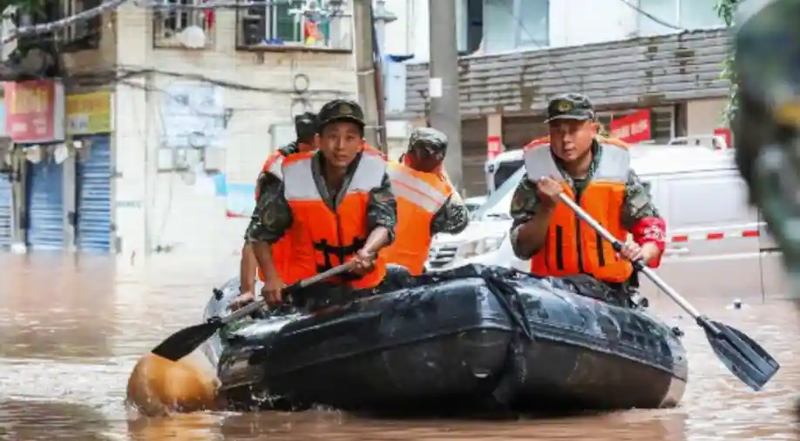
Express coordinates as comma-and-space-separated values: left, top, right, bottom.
715, 0, 740, 124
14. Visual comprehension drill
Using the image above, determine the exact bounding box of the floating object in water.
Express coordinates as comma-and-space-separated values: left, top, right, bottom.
125, 353, 218, 417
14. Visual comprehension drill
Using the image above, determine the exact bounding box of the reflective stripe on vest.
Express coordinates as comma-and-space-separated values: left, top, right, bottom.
387, 163, 450, 213
524, 143, 633, 283
382, 163, 453, 275
283, 151, 388, 289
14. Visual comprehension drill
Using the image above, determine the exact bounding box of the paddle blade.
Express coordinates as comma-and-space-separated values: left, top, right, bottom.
703, 319, 780, 391
150, 321, 221, 362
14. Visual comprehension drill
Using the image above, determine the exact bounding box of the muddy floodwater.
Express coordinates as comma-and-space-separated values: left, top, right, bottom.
0, 253, 797, 441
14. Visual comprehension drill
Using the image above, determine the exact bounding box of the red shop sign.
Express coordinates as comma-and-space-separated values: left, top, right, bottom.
609, 109, 651, 144
487, 135, 502, 160
4, 80, 65, 143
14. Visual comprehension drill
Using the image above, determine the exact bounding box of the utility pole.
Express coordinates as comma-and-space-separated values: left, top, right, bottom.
353, 0, 383, 150
428, 0, 462, 190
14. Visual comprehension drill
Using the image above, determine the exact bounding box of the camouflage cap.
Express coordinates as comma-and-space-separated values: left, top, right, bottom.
546, 93, 596, 123
316, 99, 365, 133
407, 127, 448, 159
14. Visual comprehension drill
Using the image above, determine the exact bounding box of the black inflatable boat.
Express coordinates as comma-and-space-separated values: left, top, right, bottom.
200, 265, 687, 413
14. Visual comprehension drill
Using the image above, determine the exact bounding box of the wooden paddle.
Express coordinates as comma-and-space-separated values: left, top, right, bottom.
558, 193, 780, 391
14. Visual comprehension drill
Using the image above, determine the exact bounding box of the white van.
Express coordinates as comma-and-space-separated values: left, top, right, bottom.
485, 149, 524, 194
428, 137, 788, 303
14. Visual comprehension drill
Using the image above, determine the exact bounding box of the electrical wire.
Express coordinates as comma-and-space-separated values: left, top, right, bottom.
615, 0, 684, 31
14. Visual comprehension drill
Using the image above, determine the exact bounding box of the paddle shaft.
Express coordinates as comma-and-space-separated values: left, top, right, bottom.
557, 193, 703, 320
221, 261, 357, 325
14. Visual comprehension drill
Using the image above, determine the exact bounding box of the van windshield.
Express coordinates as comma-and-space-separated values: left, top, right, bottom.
492, 159, 524, 191
474, 167, 526, 220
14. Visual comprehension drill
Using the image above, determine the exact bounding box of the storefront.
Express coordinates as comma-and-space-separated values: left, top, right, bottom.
5, 80, 67, 251
67, 91, 114, 253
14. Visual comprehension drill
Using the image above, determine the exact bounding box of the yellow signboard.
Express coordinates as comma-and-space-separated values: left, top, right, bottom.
66, 91, 112, 135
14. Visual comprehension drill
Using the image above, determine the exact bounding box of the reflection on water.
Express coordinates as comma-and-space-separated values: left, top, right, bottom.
0, 253, 797, 440
0, 400, 111, 441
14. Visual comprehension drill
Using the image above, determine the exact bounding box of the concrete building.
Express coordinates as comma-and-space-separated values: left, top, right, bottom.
387, 0, 731, 196
0, 0, 356, 258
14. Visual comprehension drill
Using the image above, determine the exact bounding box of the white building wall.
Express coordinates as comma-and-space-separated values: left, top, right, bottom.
547, 0, 639, 47
112, 4, 356, 259
391, 0, 642, 61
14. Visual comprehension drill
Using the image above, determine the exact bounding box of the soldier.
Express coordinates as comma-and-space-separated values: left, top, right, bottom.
381, 127, 470, 275
247, 99, 397, 305
509, 93, 667, 300
234, 112, 317, 307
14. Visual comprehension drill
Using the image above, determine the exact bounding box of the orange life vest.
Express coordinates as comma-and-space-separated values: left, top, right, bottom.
281, 150, 388, 289
381, 163, 453, 275
524, 141, 633, 283
363, 142, 387, 159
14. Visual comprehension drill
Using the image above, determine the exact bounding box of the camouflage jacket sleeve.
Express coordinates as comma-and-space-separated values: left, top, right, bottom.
430, 191, 470, 236
509, 175, 541, 259
366, 172, 398, 245
621, 169, 662, 230
245, 173, 294, 244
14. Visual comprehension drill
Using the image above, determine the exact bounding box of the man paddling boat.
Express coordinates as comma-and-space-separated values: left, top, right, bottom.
510, 93, 667, 305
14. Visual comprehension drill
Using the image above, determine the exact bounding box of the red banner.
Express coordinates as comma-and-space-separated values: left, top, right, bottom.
487, 135, 502, 160
609, 109, 651, 144
4, 80, 64, 143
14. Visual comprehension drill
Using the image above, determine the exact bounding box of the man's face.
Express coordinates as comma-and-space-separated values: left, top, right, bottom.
317, 121, 363, 169
407, 147, 443, 173
548, 119, 597, 162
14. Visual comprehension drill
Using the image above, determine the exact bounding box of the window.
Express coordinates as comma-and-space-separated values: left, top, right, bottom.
482, 0, 548, 54
237, 0, 351, 52
61, 0, 101, 51
637, 0, 722, 36
153, 0, 215, 49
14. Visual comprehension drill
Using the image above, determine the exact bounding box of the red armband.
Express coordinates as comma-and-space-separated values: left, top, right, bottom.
631, 217, 666, 268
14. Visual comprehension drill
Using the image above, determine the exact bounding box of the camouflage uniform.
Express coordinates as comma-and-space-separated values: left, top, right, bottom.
403, 127, 470, 236
247, 99, 397, 246
509, 93, 661, 260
